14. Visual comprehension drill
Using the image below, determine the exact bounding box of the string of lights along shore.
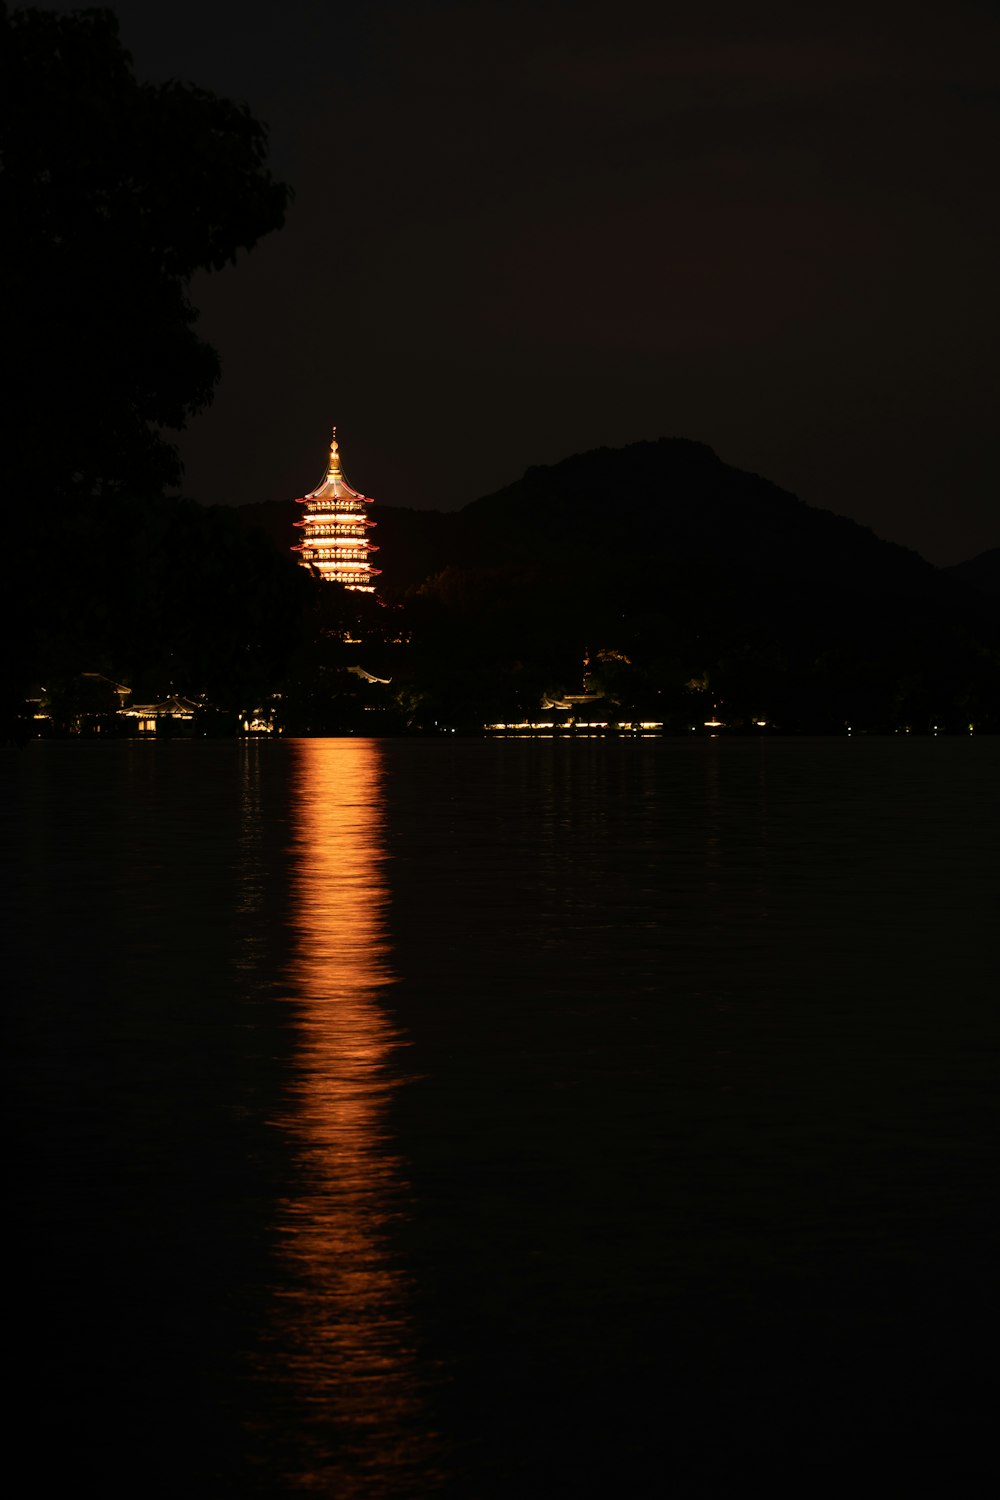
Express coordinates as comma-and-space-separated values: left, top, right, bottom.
291, 428, 381, 592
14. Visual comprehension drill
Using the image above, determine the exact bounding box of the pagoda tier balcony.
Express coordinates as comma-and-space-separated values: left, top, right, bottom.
295, 543, 368, 555
313, 563, 382, 577
297, 503, 372, 514
302, 542, 379, 554
294, 518, 374, 531
301, 511, 372, 526
298, 497, 371, 509
299, 501, 377, 513
306, 549, 379, 566
302, 501, 370, 513
301, 534, 374, 546
299, 536, 377, 549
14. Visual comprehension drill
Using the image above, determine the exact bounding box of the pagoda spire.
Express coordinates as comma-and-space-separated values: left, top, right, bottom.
327, 426, 343, 480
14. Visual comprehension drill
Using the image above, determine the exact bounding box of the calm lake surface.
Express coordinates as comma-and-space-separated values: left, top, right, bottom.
6, 737, 1000, 1495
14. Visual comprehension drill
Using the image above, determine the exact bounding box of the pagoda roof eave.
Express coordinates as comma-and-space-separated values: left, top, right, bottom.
307, 484, 366, 500
300, 487, 372, 505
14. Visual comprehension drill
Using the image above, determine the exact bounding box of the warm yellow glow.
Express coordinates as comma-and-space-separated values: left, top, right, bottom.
307, 549, 371, 562
267, 739, 433, 1483
484, 720, 664, 733
294, 429, 379, 593
306, 507, 367, 517
287, 739, 396, 1166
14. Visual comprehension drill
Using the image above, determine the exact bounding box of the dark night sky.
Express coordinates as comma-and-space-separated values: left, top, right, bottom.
46, 0, 999, 564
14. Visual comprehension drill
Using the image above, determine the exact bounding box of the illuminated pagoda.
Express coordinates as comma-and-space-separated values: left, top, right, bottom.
292, 427, 380, 592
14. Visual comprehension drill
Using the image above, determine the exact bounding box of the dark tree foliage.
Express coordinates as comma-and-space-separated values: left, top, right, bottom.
0, 3, 289, 498
0, 6, 301, 733
20, 493, 314, 723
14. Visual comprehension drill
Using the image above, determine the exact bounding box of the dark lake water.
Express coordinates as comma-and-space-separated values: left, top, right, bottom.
5, 736, 1000, 1495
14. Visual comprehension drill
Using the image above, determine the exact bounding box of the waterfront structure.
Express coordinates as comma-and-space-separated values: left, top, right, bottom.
121, 695, 201, 736
292, 427, 380, 592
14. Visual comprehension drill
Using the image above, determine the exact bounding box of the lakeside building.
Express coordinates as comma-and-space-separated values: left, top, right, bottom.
291, 427, 380, 592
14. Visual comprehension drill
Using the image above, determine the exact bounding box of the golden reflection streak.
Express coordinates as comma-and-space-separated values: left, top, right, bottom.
272, 739, 438, 1496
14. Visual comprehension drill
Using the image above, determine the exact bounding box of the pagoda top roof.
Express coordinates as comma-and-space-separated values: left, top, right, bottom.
302, 426, 371, 503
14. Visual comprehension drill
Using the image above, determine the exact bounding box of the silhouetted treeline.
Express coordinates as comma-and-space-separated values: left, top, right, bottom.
21, 495, 311, 713
0, 4, 288, 502
0, 3, 293, 733
947, 548, 1000, 607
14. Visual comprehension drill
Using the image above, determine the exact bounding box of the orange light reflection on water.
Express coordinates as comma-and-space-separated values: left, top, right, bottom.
269, 738, 438, 1496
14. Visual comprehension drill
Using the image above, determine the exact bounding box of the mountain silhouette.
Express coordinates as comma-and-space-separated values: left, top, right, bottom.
237, 439, 997, 732
244, 438, 944, 601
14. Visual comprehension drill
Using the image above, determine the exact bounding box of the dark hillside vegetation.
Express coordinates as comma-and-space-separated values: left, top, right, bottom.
234, 440, 998, 733
18, 496, 312, 727
947, 548, 1000, 610
0, 3, 292, 735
